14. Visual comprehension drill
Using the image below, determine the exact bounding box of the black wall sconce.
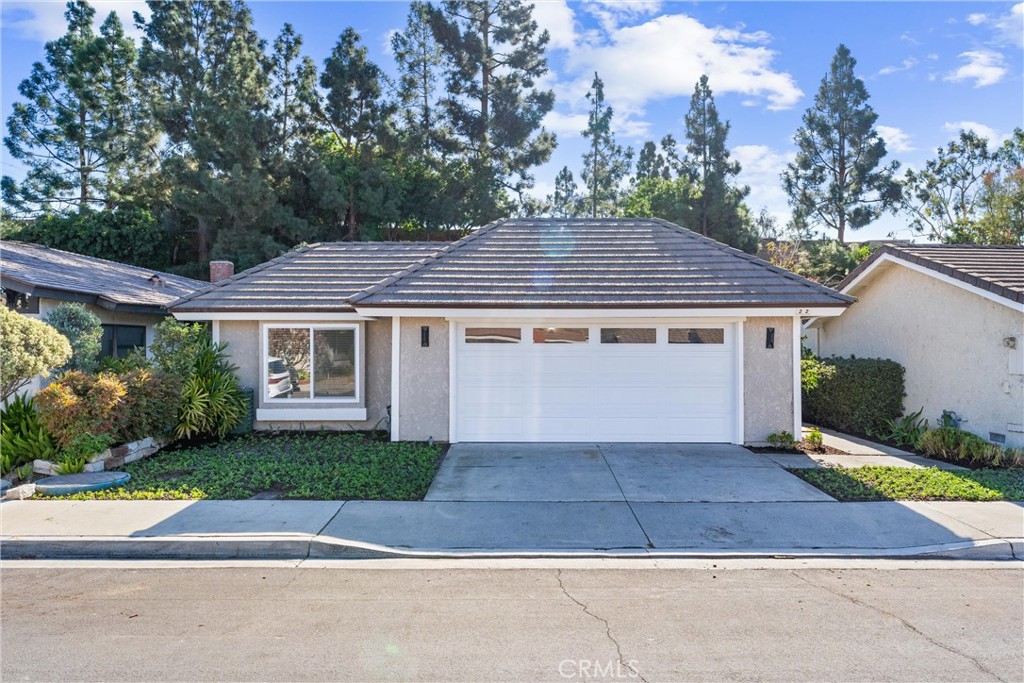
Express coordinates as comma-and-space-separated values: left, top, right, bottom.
765, 327, 775, 349
421, 325, 430, 347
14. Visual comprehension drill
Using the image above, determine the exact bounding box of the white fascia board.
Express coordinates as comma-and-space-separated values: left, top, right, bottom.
173, 311, 376, 321
353, 306, 847, 320
256, 407, 367, 422
844, 253, 1024, 313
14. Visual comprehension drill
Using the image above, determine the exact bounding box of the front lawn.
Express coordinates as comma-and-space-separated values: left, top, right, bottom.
790, 465, 1024, 502
56, 432, 445, 501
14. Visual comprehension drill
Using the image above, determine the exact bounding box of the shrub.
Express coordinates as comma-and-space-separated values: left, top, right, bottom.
114, 369, 180, 442
0, 307, 72, 402
869, 408, 929, 449
804, 427, 824, 450
0, 394, 56, 475
917, 427, 1014, 467
151, 318, 208, 378
34, 370, 124, 447
175, 339, 246, 439
44, 302, 103, 372
767, 431, 796, 448
803, 357, 905, 435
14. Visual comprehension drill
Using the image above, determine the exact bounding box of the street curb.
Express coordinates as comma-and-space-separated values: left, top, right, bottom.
2, 536, 1019, 561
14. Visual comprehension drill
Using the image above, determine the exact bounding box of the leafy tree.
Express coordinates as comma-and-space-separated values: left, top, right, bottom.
44, 302, 102, 372
782, 44, 899, 244
683, 75, 756, 251
580, 72, 632, 218
12, 208, 173, 270
429, 0, 556, 221
798, 240, 872, 285
621, 176, 698, 228
549, 166, 580, 218
944, 130, 1024, 245
0, 308, 72, 403
3, 2, 150, 215
900, 131, 996, 242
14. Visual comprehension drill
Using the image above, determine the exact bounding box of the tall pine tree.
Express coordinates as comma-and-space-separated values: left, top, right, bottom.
782, 44, 899, 244
682, 75, 755, 251
137, 0, 288, 267
428, 0, 556, 222
393, 2, 446, 161
3, 2, 150, 214
580, 73, 631, 218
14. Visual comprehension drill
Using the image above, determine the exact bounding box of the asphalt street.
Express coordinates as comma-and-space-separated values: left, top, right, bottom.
2, 563, 1022, 682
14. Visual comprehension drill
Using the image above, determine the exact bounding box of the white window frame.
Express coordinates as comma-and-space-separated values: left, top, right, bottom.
262, 323, 361, 404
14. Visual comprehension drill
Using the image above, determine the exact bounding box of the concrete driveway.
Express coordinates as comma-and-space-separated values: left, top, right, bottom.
425, 443, 834, 503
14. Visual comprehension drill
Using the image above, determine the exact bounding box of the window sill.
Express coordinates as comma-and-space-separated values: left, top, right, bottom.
255, 407, 368, 422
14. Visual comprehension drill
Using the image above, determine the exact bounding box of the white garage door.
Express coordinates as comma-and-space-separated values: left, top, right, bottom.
453, 322, 738, 443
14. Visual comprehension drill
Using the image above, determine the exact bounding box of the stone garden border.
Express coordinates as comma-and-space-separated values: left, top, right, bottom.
32, 436, 172, 476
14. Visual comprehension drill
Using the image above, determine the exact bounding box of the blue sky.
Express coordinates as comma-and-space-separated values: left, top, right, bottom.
2, 1, 1022, 241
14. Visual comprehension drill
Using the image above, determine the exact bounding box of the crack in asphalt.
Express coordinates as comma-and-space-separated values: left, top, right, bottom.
788, 570, 1007, 682
556, 569, 648, 683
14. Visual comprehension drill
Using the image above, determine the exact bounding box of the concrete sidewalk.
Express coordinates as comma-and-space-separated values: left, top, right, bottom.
2, 498, 1021, 560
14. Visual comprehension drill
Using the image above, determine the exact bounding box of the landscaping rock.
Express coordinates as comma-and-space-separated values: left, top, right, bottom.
0, 479, 11, 494
87, 449, 111, 464
35, 471, 130, 497
104, 456, 125, 470
83, 461, 105, 473
4, 483, 35, 500
110, 444, 130, 459
33, 460, 56, 476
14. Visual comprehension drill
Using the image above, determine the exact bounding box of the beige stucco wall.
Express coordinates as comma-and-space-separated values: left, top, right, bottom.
397, 317, 449, 441
818, 263, 1024, 449
744, 316, 796, 444
218, 319, 392, 432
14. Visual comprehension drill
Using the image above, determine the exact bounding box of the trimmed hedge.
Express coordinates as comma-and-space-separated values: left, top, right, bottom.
803, 356, 905, 435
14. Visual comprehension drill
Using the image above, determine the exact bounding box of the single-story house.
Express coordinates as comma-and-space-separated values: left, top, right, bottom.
169, 218, 854, 444
809, 243, 1024, 449
1, 240, 205, 362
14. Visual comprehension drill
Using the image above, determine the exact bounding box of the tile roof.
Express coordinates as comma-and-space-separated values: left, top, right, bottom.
841, 243, 1024, 305
0, 240, 205, 314
170, 242, 446, 312
350, 218, 854, 308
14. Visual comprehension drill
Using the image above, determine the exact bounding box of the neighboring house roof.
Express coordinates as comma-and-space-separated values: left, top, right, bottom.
840, 243, 1024, 307
170, 242, 445, 313
350, 218, 854, 309
0, 240, 205, 315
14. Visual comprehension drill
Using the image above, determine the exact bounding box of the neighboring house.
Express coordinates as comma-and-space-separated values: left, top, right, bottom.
809, 244, 1024, 449
1, 240, 206, 372
169, 218, 853, 444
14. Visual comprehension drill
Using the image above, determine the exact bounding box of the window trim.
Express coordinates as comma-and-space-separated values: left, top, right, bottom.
262, 323, 361, 404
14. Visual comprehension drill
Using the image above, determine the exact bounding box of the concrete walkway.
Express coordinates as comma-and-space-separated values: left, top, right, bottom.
2, 498, 1021, 560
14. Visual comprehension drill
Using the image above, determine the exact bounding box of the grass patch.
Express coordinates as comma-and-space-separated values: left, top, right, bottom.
790, 466, 1024, 502
56, 432, 444, 501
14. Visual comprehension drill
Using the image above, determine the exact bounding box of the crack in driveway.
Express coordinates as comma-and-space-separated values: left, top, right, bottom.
556, 569, 648, 683
788, 570, 1007, 682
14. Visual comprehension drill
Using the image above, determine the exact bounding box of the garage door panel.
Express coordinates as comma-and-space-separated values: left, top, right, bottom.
454, 323, 738, 443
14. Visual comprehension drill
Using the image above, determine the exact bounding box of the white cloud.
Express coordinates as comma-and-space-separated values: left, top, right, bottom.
962, 3, 1023, 47
878, 57, 918, 76
876, 125, 914, 153
542, 110, 589, 136
532, 0, 578, 50
1, 1, 149, 42
581, 0, 662, 34
732, 144, 795, 226
943, 50, 1008, 87
942, 121, 1011, 146
563, 13, 803, 117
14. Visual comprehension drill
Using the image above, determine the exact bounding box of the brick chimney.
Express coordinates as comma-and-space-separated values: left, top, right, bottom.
209, 260, 234, 283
